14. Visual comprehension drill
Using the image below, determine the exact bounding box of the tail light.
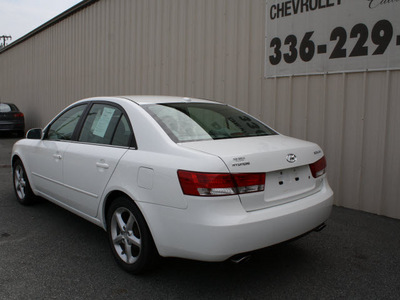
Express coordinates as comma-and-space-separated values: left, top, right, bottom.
309, 156, 327, 178
178, 170, 266, 196
14, 112, 24, 118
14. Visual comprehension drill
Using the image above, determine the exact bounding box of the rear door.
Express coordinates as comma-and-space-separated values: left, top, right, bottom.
62, 103, 133, 217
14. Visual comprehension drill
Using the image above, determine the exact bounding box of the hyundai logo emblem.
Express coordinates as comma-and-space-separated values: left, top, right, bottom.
286, 154, 297, 163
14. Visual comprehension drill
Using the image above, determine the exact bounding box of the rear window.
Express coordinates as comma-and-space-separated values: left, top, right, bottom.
143, 103, 276, 143
0, 103, 18, 112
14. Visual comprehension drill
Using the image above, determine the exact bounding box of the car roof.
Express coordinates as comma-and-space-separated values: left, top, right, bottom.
71, 95, 225, 111
120, 95, 219, 105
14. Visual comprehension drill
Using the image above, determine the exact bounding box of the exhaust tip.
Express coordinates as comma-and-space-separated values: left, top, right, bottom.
230, 254, 252, 264
314, 223, 326, 232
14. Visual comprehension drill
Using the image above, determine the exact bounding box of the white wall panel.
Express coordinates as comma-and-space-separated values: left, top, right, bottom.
1, 0, 399, 219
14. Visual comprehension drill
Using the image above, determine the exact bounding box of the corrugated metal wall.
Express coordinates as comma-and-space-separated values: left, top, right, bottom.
1, 0, 399, 219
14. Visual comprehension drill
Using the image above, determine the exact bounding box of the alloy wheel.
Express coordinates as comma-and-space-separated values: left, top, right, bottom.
110, 207, 142, 264
14, 164, 26, 200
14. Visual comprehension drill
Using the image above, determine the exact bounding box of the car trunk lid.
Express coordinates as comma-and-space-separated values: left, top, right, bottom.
180, 135, 325, 211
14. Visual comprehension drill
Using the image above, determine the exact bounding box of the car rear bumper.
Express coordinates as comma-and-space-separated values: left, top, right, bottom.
139, 178, 334, 261
0, 121, 25, 132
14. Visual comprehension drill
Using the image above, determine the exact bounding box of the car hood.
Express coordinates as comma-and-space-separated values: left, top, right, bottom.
179, 135, 324, 173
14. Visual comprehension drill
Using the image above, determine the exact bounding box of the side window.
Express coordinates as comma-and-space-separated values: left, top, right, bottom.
47, 105, 87, 141
79, 104, 131, 146
111, 115, 132, 147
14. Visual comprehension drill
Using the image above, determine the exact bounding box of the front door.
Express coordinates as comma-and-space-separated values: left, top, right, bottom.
28, 104, 88, 201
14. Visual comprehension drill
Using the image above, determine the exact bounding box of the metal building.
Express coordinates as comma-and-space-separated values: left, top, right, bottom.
1, 0, 399, 219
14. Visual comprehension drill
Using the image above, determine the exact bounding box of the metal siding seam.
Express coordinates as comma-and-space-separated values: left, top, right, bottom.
127, 0, 136, 95
192, 0, 199, 97
187, 0, 195, 97
288, 75, 293, 135
116, 0, 122, 93
163, 0, 172, 95
271, 76, 278, 128
135, 0, 143, 94
142, 0, 150, 94
251, 0, 261, 119
337, 73, 347, 207
177, 0, 186, 96
237, 0, 250, 112
183, 0, 191, 96
192, 0, 200, 97
215, 0, 226, 103
167, 0, 176, 95
193, 0, 201, 97
126, 0, 132, 93
112, 0, 119, 95
155, 0, 162, 95
201, 0, 208, 98
378, 70, 391, 216
356, 72, 368, 210
320, 73, 327, 149
203, 0, 214, 99
304, 76, 310, 140
225, 0, 238, 107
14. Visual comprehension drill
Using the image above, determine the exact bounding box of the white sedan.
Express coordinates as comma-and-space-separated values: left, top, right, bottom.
12, 96, 333, 273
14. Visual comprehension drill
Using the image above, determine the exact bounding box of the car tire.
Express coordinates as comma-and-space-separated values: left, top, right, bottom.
106, 196, 159, 274
13, 159, 36, 205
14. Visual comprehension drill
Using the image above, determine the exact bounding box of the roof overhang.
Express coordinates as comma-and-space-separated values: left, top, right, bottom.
0, 0, 99, 54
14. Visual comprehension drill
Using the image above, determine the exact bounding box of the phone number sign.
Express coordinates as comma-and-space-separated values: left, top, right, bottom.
265, 0, 400, 77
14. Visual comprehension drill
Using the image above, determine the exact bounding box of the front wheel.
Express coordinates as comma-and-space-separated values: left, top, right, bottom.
13, 159, 36, 205
106, 197, 159, 274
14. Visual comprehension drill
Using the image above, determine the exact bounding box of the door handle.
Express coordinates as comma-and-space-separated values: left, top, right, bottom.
53, 154, 62, 160
96, 162, 110, 169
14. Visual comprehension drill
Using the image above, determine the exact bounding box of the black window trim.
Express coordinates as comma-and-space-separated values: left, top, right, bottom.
43, 101, 137, 149
43, 103, 89, 141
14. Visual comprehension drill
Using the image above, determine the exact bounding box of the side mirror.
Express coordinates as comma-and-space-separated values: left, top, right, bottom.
26, 128, 42, 140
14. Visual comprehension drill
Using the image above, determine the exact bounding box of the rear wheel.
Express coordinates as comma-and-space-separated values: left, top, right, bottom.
13, 159, 36, 205
106, 197, 159, 274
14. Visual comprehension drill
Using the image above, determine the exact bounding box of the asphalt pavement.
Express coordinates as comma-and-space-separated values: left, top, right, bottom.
1, 134, 400, 299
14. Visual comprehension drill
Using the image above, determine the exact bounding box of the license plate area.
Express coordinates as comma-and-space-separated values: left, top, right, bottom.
264, 166, 316, 203
238, 165, 323, 212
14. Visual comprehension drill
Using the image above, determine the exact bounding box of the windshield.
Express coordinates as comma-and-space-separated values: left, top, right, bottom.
143, 103, 276, 143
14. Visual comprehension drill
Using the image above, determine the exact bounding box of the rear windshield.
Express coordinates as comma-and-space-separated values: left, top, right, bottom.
0, 103, 18, 112
143, 103, 276, 143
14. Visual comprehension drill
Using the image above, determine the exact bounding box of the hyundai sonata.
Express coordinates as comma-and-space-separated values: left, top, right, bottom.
11, 96, 333, 273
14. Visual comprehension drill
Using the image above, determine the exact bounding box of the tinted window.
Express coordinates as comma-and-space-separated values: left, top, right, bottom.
47, 105, 87, 140
111, 115, 132, 147
143, 103, 276, 143
79, 104, 131, 146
